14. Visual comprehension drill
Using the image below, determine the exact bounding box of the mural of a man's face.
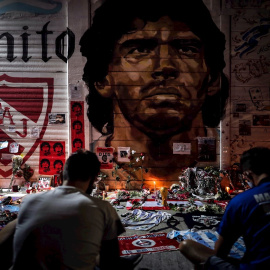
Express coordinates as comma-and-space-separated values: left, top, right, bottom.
105, 16, 209, 138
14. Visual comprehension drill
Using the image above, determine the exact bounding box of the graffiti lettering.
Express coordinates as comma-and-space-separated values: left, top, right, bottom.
0, 21, 75, 63
258, 42, 270, 54
233, 55, 270, 83
234, 18, 270, 58
2, 106, 15, 125
16, 119, 28, 138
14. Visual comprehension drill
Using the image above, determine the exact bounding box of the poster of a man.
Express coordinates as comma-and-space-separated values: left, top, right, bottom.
73, 138, 83, 151
53, 160, 63, 173
80, 0, 229, 184
72, 120, 83, 134
53, 142, 64, 156
71, 102, 83, 117
40, 142, 51, 156
40, 159, 50, 173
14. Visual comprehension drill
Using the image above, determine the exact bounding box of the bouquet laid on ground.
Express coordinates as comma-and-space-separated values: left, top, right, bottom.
178, 166, 220, 196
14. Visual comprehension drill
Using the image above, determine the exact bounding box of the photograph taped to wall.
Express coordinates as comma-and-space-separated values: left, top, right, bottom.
9, 142, 19, 153
117, 147, 130, 162
239, 120, 251, 136
173, 143, 191, 155
30, 127, 40, 139
197, 137, 216, 161
253, 115, 270, 126
49, 113, 66, 124
235, 103, 246, 113
0, 141, 8, 150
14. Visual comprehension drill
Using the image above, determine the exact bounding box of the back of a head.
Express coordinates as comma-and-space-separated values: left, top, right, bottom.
240, 147, 270, 176
63, 150, 100, 182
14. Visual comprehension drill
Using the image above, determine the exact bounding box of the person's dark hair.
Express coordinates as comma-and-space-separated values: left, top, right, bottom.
40, 159, 50, 167
41, 142, 50, 150
80, 0, 229, 135
73, 138, 83, 147
63, 150, 100, 182
53, 142, 63, 151
53, 160, 63, 168
72, 120, 82, 129
240, 147, 270, 175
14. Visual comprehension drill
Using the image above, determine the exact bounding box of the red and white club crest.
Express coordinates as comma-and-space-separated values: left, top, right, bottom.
0, 74, 54, 177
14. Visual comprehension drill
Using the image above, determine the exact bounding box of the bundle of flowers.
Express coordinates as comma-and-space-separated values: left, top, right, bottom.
178, 166, 221, 196
22, 164, 34, 182
130, 199, 143, 209
116, 190, 130, 201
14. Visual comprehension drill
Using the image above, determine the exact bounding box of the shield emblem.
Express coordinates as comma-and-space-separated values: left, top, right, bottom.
0, 74, 54, 177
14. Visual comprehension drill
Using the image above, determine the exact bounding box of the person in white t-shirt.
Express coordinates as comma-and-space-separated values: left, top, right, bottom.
10, 150, 135, 270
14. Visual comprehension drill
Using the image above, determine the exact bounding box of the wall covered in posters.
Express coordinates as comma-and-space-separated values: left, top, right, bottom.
0, 0, 269, 189
225, 0, 270, 163
0, 0, 89, 187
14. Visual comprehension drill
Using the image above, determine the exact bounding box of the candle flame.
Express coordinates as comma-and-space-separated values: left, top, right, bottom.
225, 186, 230, 193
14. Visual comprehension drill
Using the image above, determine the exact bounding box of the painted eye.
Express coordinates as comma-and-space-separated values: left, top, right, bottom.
179, 46, 199, 55
127, 46, 151, 55
171, 39, 202, 58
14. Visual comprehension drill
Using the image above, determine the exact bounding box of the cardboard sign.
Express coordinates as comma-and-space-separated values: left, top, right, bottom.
96, 147, 114, 169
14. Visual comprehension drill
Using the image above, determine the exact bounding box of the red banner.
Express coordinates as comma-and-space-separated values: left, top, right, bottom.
70, 101, 85, 152
118, 233, 179, 256
39, 141, 65, 175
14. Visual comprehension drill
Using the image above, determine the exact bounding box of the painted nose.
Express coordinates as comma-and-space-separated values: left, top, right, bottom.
151, 67, 178, 80
151, 44, 179, 80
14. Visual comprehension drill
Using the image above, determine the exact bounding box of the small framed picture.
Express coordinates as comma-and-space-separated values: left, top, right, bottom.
31, 182, 39, 188
38, 176, 52, 189
52, 174, 62, 187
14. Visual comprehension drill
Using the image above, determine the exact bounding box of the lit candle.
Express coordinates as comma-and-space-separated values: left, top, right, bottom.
154, 181, 156, 194
225, 186, 230, 193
